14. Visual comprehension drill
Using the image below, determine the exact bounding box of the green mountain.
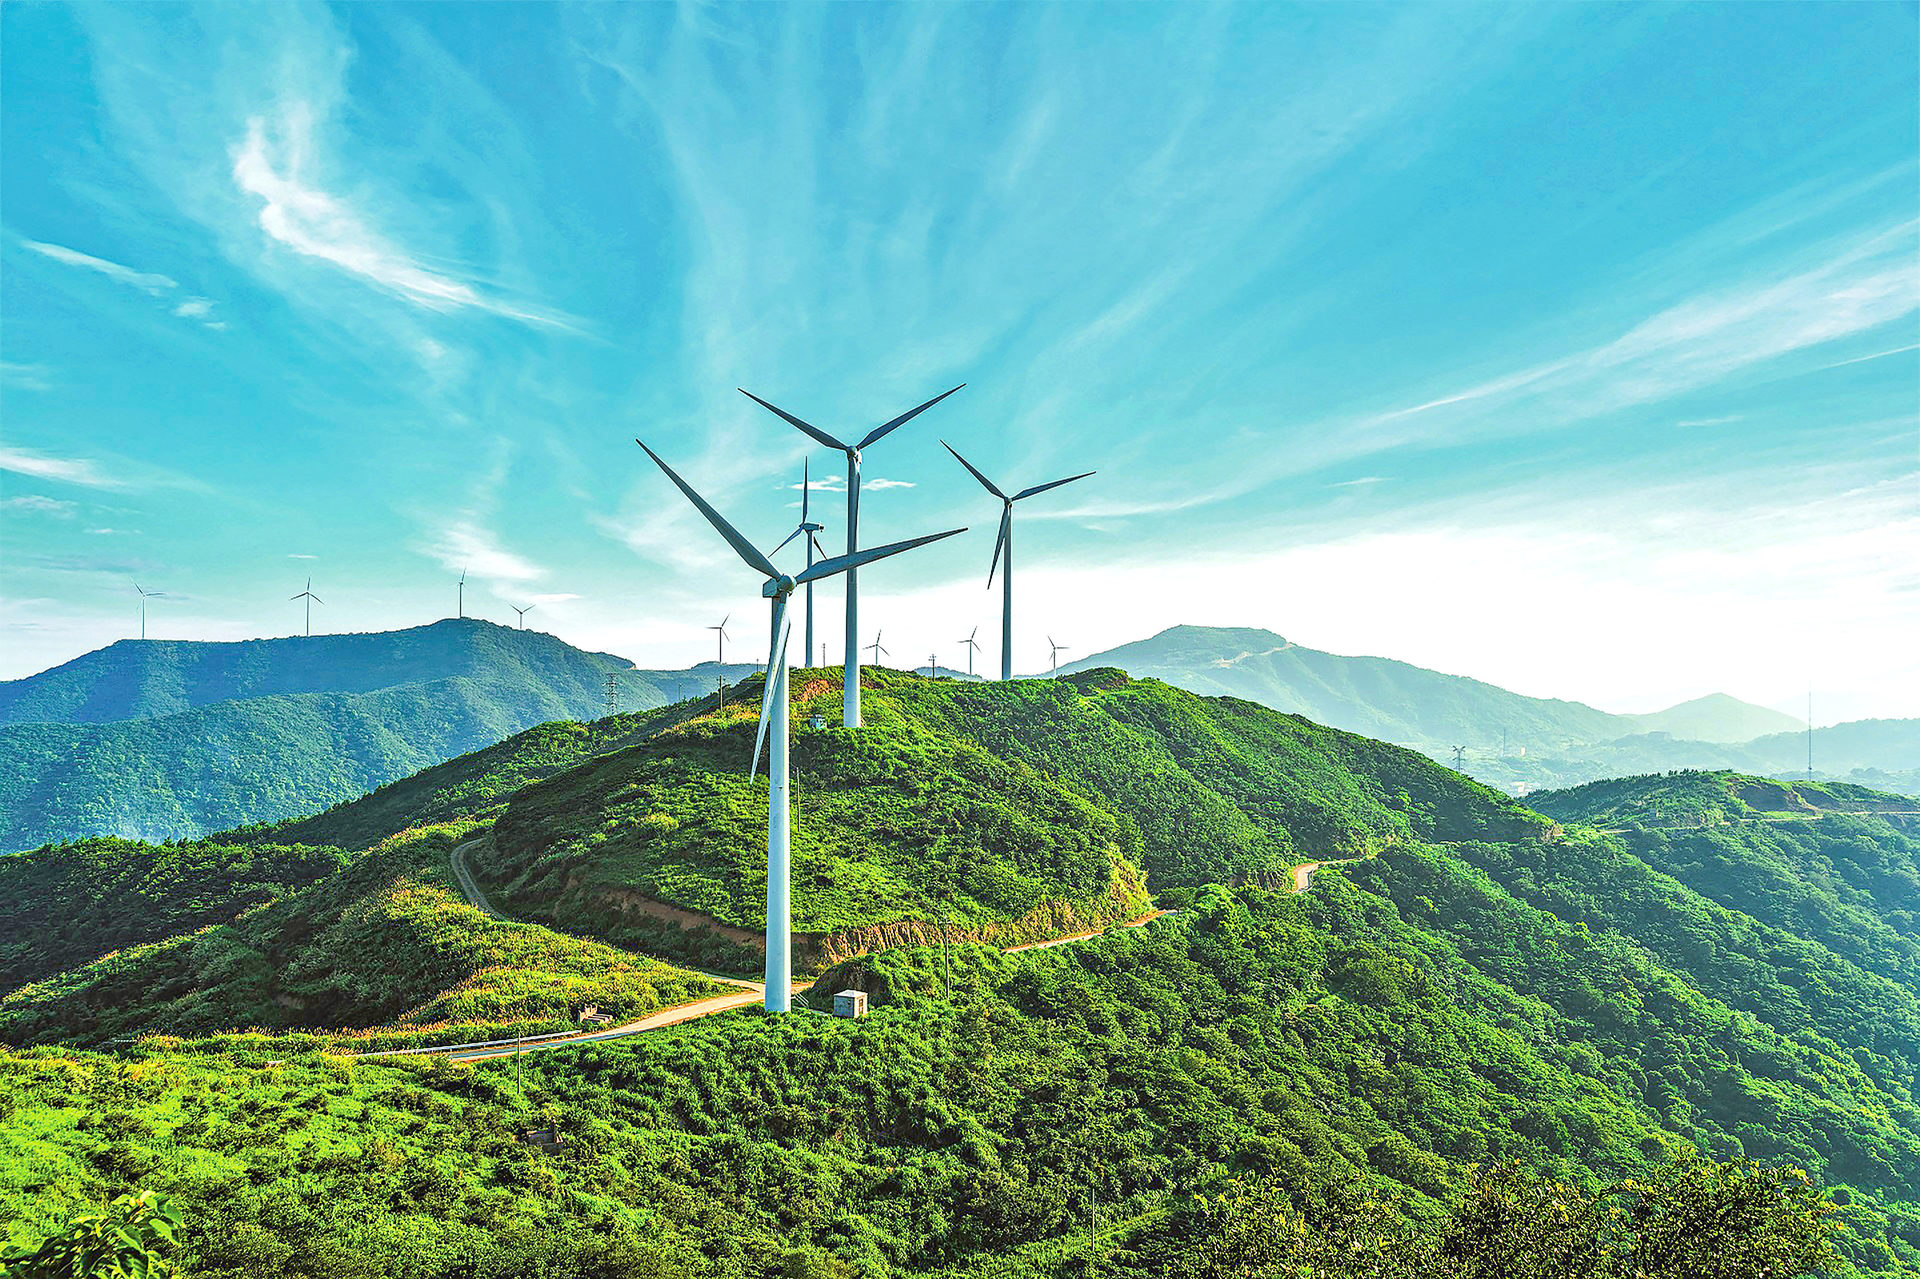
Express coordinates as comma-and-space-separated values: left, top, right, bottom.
1063, 625, 1910, 796
3, 672, 1918, 1274
0, 619, 757, 851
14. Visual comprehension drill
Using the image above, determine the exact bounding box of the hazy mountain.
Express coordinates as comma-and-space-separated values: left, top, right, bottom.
1062, 625, 1912, 796
1619, 692, 1803, 742
0, 620, 757, 851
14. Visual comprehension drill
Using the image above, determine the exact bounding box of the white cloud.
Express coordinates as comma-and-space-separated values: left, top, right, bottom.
1, 362, 53, 392
20, 239, 176, 294
528, 592, 581, 604
1677, 415, 1743, 428
422, 517, 544, 583
1330, 476, 1386, 488
288, 553, 318, 560
0, 495, 76, 516
864, 478, 916, 491
0, 447, 124, 489
231, 105, 571, 330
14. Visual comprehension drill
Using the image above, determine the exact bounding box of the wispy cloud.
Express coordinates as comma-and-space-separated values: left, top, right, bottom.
0, 447, 125, 489
422, 516, 544, 583
0, 362, 53, 392
0, 495, 77, 516
288, 553, 318, 560
231, 104, 572, 330
1677, 415, 1743, 428
20, 239, 176, 294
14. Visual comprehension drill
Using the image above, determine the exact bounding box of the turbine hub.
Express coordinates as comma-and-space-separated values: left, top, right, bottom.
763, 574, 797, 598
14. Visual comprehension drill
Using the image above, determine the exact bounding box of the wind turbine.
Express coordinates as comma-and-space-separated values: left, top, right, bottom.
958, 626, 980, 677
635, 438, 963, 1011
1048, 636, 1068, 676
708, 615, 732, 699
866, 631, 889, 667
132, 581, 164, 640
457, 566, 467, 619
773, 459, 830, 668
513, 604, 535, 629
740, 382, 965, 727
291, 577, 323, 637
942, 441, 1094, 681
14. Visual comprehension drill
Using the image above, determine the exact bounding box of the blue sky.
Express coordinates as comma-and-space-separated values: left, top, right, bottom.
2, 2, 1916, 720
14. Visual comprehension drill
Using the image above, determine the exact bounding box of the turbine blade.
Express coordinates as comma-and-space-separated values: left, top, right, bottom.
796, 526, 967, 585
858, 384, 965, 450
311, 595, 324, 605
809, 532, 828, 559
750, 598, 792, 779
987, 506, 1011, 588
941, 440, 1006, 499
635, 440, 780, 579
1013, 470, 1096, 502
771, 526, 805, 555
738, 389, 849, 452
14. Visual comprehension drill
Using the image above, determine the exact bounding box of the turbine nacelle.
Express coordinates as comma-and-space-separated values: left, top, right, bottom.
762, 574, 798, 599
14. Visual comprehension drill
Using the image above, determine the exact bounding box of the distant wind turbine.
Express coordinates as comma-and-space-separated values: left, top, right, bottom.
457, 566, 467, 619
772, 459, 830, 669
291, 577, 323, 637
740, 382, 965, 726
513, 604, 535, 629
958, 626, 981, 677
708, 614, 732, 698
132, 581, 164, 641
942, 441, 1095, 681
866, 631, 889, 666
635, 438, 963, 1012
1048, 636, 1068, 676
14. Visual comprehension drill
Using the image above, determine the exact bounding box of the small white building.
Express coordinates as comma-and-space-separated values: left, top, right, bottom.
833, 989, 869, 1019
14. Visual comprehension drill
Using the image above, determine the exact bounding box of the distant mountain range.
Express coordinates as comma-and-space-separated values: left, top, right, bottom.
1064, 626, 1915, 796
0, 620, 757, 851
4, 618, 1909, 853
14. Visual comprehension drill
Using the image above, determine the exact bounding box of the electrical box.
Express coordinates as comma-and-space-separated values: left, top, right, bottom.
833, 989, 869, 1019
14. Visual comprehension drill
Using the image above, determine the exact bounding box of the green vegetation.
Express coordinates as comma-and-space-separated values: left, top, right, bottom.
0, 839, 351, 993
3, 675, 1917, 1274
0, 888, 1878, 1277
0, 620, 749, 852
1, 1189, 183, 1278
0, 825, 721, 1050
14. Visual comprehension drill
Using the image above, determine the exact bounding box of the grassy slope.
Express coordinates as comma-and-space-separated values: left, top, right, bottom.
5, 676, 1919, 1270
0, 838, 352, 993
0, 889, 1903, 1276
0, 824, 722, 1050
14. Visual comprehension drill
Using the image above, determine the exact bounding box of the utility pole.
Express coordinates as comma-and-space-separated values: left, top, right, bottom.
1451, 745, 1466, 770
1807, 688, 1814, 781
604, 673, 619, 718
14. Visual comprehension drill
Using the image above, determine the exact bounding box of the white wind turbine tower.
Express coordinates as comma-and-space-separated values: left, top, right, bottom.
942, 441, 1095, 681
959, 626, 980, 677
636, 439, 963, 1011
132, 581, 164, 640
291, 577, 323, 637
740, 382, 965, 727
772, 460, 830, 668
457, 566, 467, 619
1049, 636, 1069, 676
513, 604, 535, 629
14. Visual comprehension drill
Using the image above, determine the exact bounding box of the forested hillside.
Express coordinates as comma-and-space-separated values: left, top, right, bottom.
3, 673, 1917, 1274
0, 620, 758, 851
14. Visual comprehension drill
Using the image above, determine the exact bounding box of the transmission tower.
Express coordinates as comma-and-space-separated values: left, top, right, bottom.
604, 672, 620, 718
1451, 745, 1466, 769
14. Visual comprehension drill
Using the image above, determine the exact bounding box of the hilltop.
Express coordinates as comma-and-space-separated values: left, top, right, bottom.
0, 619, 758, 851
3, 668, 1918, 1272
